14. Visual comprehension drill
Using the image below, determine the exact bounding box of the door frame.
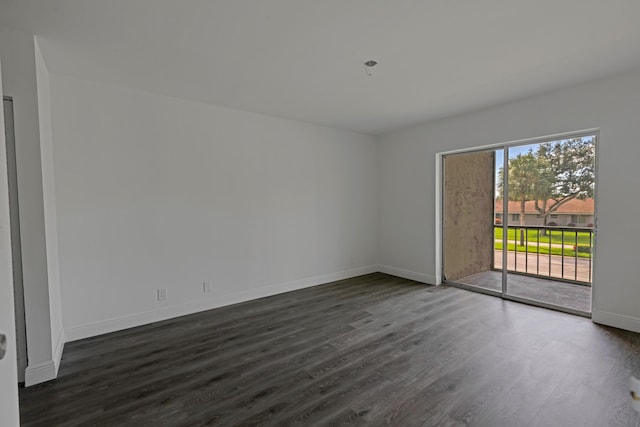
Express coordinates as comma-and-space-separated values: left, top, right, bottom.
436, 128, 600, 318
3, 96, 27, 382
0, 58, 21, 427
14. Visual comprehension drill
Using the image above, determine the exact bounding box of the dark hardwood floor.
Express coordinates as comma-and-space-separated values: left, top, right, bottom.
19, 273, 640, 426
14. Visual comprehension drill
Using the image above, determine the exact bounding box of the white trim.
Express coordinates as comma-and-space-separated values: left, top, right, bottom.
590, 132, 601, 320
436, 128, 600, 157
65, 265, 378, 342
24, 328, 64, 386
434, 153, 443, 285
592, 309, 640, 334
25, 360, 57, 387
377, 265, 436, 285
52, 328, 65, 375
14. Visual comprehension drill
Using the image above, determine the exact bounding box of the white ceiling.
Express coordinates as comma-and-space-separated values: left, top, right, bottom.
2, 0, 640, 135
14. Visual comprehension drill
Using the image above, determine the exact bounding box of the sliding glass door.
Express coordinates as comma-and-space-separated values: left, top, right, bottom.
442, 133, 596, 316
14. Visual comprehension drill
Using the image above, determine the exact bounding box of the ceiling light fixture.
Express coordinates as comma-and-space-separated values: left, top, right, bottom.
364, 59, 378, 77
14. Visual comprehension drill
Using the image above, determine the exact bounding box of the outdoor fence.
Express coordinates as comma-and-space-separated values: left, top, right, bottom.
492, 225, 594, 285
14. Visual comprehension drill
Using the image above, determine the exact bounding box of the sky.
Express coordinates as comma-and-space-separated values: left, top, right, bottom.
494, 143, 540, 195
494, 143, 538, 173
495, 135, 595, 173
493, 135, 596, 197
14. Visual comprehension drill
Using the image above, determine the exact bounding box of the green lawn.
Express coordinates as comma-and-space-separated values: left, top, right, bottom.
494, 227, 593, 245
494, 241, 591, 258
494, 226, 593, 258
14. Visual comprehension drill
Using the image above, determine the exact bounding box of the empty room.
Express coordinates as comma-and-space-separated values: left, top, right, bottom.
1, 1, 640, 426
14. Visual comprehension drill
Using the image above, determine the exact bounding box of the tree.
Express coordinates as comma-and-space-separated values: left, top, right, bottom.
533, 137, 595, 227
498, 150, 546, 244
497, 136, 595, 241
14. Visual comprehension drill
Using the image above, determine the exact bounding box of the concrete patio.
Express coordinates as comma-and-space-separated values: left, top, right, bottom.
493, 249, 592, 283
456, 250, 592, 313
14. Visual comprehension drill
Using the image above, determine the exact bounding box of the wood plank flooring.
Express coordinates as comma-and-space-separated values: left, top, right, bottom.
19, 273, 640, 426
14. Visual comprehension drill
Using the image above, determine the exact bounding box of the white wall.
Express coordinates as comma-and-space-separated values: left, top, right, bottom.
378, 68, 640, 332
0, 25, 62, 385
34, 39, 65, 372
49, 74, 378, 340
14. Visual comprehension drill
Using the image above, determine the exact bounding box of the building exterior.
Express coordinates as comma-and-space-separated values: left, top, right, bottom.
495, 198, 594, 227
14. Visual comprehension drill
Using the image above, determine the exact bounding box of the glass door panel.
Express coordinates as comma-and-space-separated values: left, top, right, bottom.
503, 138, 595, 314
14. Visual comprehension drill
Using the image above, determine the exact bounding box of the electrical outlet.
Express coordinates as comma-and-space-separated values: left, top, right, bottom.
202, 281, 212, 293
157, 288, 167, 301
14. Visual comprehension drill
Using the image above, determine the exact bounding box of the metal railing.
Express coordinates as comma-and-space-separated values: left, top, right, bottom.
492, 225, 593, 285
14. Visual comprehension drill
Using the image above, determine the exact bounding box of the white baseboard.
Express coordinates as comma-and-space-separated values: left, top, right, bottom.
377, 264, 436, 285
592, 309, 640, 334
65, 265, 378, 342
25, 360, 57, 387
52, 328, 65, 375
24, 329, 66, 386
